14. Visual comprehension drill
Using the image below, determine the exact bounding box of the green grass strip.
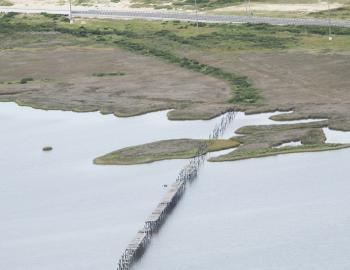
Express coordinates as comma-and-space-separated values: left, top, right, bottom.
114, 39, 260, 103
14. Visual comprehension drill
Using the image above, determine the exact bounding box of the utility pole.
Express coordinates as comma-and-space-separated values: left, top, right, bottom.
327, 0, 332, 40
246, 0, 252, 16
194, 0, 199, 29
69, 0, 74, 24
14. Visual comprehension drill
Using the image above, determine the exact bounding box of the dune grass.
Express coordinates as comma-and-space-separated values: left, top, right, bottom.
0, 0, 13, 6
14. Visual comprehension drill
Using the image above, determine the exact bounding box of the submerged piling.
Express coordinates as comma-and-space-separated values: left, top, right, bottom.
116, 111, 236, 270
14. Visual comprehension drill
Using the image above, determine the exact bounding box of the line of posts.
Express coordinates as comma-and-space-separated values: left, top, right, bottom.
116, 111, 236, 270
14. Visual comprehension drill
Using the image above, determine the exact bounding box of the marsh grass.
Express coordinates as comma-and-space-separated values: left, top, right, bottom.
94, 139, 240, 165
92, 72, 126, 77
1, 13, 349, 104
210, 143, 350, 162
20, 77, 34, 84
0, 0, 13, 6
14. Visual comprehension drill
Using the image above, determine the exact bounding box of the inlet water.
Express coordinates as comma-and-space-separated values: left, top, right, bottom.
1, 102, 348, 270
0, 103, 284, 270
135, 148, 350, 270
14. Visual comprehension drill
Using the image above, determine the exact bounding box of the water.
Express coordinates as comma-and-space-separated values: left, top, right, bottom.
0, 103, 283, 270
1, 102, 348, 270
274, 141, 302, 148
135, 149, 350, 270
0, 102, 231, 270
324, 127, 350, 144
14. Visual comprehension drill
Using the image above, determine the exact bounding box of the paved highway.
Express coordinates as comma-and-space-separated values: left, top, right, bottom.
1, 7, 350, 28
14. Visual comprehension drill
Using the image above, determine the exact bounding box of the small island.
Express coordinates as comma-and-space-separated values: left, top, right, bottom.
94, 139, 240, 165
42, 146, 53, 151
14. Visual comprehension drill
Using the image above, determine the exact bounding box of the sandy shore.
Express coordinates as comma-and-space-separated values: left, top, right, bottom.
2, 0, 155, 11
214, 2, 344, 13
3, 0, 345, 14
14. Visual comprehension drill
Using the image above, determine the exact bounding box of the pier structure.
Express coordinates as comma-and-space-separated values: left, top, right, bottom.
116, 111, 236, 270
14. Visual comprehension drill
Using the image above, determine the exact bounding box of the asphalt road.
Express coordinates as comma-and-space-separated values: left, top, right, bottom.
1, 7, 350, 28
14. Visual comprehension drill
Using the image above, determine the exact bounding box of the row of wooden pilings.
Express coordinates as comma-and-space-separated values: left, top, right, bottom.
116, 111, 236, 270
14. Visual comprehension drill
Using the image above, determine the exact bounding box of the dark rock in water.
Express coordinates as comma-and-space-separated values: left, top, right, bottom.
43, 146, 53, 152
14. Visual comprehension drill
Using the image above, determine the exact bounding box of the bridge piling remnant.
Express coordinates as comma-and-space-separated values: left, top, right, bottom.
116, 111, 236, 270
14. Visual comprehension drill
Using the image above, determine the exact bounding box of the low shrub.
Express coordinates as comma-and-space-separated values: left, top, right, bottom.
92, 72, 126, 77
20, 77, 34, 84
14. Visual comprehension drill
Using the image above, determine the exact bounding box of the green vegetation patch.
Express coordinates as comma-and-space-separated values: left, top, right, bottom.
234, 121, 329, 146
114, 39, 260, 103
73, 0, 93, 6
209, 121, 350, 162
0, 77, 35, 85
1, 14, 349, 106
94, 139, 240, 165
40, 12, 70, 22
235, 120, 329, 135
20, 77, 34, 84
92, 72, 126, 77
210, 143, 350, 162
309, 5, 350, 20
0, 0, 13, 6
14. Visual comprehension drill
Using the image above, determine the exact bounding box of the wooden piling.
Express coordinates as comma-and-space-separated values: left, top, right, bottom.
116, 111, 235, 270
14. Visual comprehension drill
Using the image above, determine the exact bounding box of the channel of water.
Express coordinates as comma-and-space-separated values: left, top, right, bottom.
1, 102, 349, 270
134, 130, 350, 270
